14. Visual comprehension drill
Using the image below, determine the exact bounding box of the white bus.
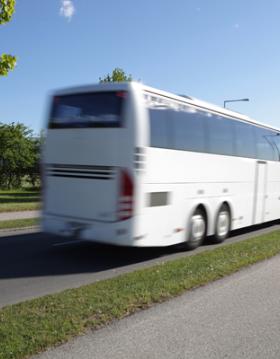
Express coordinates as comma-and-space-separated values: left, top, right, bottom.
42, 82, 280, 249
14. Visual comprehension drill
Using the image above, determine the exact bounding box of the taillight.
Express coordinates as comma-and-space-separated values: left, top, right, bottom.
118, 169, 134, 221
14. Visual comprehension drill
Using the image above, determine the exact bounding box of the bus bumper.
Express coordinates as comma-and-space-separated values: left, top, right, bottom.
42, 214, 136, 246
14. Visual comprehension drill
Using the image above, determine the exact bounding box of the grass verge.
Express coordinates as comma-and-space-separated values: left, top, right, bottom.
0, 189, 41, 213
0, 218, 40, 230
1, 231, 280, 359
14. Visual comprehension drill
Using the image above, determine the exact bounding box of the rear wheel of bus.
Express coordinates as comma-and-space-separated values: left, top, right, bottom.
183, 207, 207, 250
212, 204, 231, 243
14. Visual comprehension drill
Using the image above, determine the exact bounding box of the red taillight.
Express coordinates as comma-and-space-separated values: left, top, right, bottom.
116, 91, 127, 98
118, 169, 134, 221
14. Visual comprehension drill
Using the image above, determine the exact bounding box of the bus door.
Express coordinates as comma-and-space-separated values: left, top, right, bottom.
253, 161, 268, 224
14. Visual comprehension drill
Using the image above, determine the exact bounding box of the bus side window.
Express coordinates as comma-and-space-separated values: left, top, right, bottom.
206, 114, 235, 156
235, 121, 256, 158
149, 108, 170, 148
172, 108, 206, 153
254, 127, 277, 161
271, 134, 280, 161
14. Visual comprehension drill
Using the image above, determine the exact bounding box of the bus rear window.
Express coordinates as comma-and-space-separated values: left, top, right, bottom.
49, 91, 126, 128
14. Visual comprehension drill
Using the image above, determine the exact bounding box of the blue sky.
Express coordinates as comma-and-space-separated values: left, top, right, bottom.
0, 0, 280, 133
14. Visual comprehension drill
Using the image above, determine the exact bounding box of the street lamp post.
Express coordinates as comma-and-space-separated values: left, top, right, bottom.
223, 98, 249, 108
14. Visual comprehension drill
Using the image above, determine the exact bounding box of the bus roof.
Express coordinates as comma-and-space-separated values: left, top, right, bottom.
141, 83, 280, 133
51, 82, 280, 133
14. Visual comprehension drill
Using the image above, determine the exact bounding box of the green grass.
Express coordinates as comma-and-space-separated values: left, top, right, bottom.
0, 218, 40, 230
1, 231, 280, 359
0, 189, 41, 213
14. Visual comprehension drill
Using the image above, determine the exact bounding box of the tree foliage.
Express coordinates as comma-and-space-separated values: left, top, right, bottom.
0, 53, 16, 76
0, 0, 16, 76
99, 68, 132, 83
0, 123, 41, 189
0, 0, 15, 24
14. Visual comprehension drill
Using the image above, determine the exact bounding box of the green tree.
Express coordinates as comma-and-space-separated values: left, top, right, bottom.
26, 130, 45, 187
0, 0, 16, 76
0, 123, 35, 189
99, 67, 132, 83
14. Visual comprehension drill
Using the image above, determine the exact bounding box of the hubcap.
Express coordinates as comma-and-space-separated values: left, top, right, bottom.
191, 214, 205, 242
217, 211, 229, 237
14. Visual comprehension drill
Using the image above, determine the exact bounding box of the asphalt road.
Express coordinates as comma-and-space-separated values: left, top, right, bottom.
0, 222, 280, 308
33, 254, 280, 359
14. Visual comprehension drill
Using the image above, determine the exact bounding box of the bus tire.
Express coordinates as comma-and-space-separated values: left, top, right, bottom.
213, 204, 231, 243
184, 208, 206, 250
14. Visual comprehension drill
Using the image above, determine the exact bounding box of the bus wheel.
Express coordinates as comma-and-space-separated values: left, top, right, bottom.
213, 204, 231, 243
184, 208, 206, 250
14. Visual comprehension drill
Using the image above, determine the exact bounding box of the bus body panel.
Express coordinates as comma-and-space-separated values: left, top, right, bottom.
263, 161, 280, 222
44, 128, 132, 222
137, 149, 256, 246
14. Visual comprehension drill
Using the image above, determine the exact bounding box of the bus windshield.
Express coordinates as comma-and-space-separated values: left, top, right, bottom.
49, 91, 126, 129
